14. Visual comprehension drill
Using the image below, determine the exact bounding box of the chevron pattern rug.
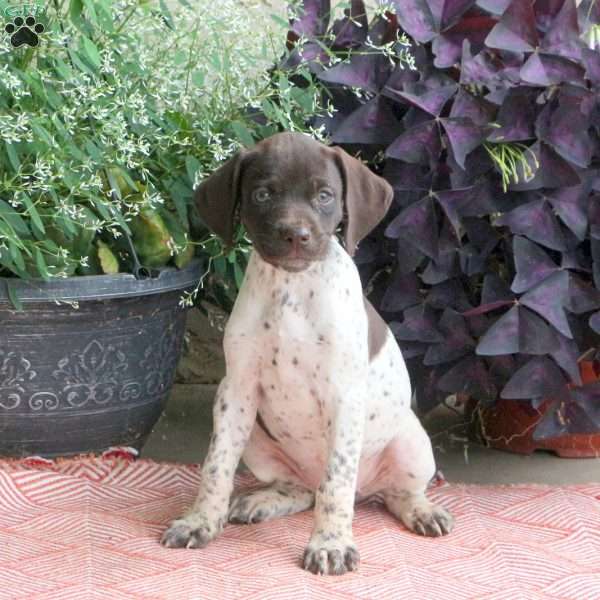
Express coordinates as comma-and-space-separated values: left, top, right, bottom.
1, 453, 600, 600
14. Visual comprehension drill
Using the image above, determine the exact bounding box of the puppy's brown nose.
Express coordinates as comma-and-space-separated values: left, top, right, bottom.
279, 225, 311, 247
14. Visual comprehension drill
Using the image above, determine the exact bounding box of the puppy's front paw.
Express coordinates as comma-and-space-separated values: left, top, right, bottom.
160, 514, 222, 549
302, 535, 360, 576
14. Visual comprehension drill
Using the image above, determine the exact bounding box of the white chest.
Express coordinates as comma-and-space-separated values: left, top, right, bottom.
223, 240, 368, 439
224, 239, 366, 357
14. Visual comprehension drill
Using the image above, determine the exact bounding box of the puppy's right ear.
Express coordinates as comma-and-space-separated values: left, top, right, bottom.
193, 150, 248, 248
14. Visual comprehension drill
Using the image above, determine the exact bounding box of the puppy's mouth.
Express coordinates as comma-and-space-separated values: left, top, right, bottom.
251, 235, 329, 272
260, 253, 315, 272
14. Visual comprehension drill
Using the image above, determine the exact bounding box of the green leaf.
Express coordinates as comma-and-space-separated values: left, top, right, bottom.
214, 256, 226, 277
9, 244, 26, 272
158, 0, 175, 29
269, 13, 289, 29
20, 193, 45, 237
81, 36, 101, 69
260, 98, 279, 122
174, 242, 194, 268
94, 1, 114, 31
110, 209, 132, 235
172, 194, 189, 228
39, 238, 60, 254
21, 71, 47, 102
65, 139, 86, 160
82, 139, 101, 162
0, 221, 13, 239
50, 113, 70, 140
173, 50, 187, 65
105, 168, 122, 199
55, 210, 78, 237
30, 122, 54, 147
0, 198, 30, 236
52, 57, 74, 80
292, 87, 316, 113
191, 69, 205, 87
92, 199, 112, 222
69, 0, 83, 20
185, 155, 201, 185
34, 247, 50, 280
44, 84, 63, 111
97, 240, 119, 274
4, 142, 20, 173
230, 121, 255, 147
68, 48, 94, 75
208, 50, 221, 70
129, 208, 171, 267
59, 168, 80, 190
164, 110, 190, 131
159, 208, 188, 244
6, 281, 23, 312
82, 0, 98, 27
164, 177, 191, 225
233, 260, 245, 289
119, 168, 137, 193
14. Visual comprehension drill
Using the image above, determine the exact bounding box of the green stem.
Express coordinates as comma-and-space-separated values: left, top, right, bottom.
114, 3, 138, 34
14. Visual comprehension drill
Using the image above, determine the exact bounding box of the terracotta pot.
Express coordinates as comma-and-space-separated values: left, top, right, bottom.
467, 361, 600, 458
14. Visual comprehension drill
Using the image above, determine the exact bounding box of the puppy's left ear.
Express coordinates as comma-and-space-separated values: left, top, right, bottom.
329, 146, 394, 256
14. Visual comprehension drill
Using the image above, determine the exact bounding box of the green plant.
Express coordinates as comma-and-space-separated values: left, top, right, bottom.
0, 0, 328, 312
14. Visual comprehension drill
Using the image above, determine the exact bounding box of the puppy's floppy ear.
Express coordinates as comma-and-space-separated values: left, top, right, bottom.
193, 149, 248, 248
329, 146, 394, 256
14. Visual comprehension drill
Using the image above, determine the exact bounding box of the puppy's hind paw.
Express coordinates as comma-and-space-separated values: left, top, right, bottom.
228, 482, 314, 524
409, 504, 454, 537
384, 493, 454, 538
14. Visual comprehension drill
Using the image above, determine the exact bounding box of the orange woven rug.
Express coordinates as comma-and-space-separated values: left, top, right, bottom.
1, 454, 600, 600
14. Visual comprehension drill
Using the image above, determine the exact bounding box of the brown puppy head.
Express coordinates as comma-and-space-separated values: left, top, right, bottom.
194, 132, 393, 272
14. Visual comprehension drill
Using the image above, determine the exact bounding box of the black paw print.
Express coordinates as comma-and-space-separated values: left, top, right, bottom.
4, 16, 44, 48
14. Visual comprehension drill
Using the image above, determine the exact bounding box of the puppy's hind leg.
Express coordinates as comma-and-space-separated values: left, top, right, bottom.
229, 421, 314, 524
380, 411, 454, 537
229, 482, 314, 524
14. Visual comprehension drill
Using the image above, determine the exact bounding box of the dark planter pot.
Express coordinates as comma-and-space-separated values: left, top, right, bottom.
0, 261, 202, 458
467, 361, 600, 458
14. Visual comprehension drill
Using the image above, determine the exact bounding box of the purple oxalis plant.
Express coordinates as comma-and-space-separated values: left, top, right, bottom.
281, 0, 600, 439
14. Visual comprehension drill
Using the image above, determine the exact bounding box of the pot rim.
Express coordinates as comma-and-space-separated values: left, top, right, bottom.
0, 259, 204, 303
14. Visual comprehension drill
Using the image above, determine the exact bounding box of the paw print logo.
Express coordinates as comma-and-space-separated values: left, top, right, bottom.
4, 15, 44, 47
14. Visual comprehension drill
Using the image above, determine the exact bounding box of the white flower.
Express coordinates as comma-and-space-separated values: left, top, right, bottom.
0, 112, 30, 143
33, 158, 52, 180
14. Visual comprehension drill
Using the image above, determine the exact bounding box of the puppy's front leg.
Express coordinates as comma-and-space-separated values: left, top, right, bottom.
161, 377, 258, 549
303, 386, 365, 576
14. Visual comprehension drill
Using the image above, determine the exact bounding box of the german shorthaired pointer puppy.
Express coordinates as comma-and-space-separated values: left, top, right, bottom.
161, 132, 454, 575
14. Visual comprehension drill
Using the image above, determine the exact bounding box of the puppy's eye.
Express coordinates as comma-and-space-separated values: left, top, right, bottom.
317, 189, 334, 204
253, 188, 271, 203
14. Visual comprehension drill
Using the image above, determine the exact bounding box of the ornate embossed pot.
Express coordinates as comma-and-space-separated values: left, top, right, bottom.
0, 261, 202, 457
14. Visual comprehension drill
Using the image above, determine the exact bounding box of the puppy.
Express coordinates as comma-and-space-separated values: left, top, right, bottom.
161, 132, 453, 575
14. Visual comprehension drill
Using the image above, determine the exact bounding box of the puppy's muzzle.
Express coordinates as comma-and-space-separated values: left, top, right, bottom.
255, 219, 324, 271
